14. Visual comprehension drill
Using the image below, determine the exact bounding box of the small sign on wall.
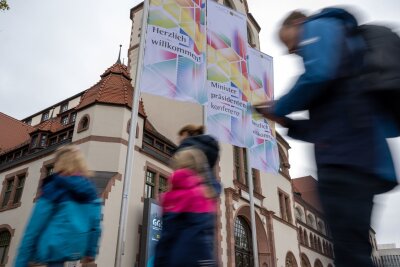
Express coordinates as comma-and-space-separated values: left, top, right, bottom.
139, 198, 163, 267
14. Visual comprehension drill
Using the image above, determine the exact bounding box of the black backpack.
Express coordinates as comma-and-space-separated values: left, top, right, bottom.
358, 24, 400, 137
311, 8, 400, 136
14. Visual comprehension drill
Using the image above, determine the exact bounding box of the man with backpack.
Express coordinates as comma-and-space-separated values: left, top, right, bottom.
255, 8, 399, 267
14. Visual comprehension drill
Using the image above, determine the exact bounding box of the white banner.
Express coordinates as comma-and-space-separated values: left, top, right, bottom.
205, 0, 249, 147
140, 0, 207, 103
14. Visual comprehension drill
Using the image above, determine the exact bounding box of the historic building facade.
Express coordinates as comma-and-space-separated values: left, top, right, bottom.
292, 176, 335, 267
377, 244, 400, 267
0, 1, 340, 267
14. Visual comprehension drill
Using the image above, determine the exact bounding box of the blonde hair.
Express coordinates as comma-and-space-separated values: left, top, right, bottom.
54, 145, 93, 177
171, 148, 207, 173
178, 124, 205, 137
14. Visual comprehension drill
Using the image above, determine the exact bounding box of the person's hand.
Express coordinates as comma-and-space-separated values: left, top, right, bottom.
253, 101, 287, 126
82, 256, 95, 264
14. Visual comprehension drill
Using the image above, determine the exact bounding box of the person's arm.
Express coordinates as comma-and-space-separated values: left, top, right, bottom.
273, 18, 346, 117
14, 198, 54, 267
85, 199, 102, 260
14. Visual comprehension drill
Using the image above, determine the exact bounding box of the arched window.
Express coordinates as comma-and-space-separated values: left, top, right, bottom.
285, 252, 298, 267
77, 115, 90, 133
314, 259, 323, 267
301, 253, 311, 267
0, 230, 11, 265
306, 214, 315, 228
304, 229, 309, 247
309, 233, 314, 249
317, 221, 325, 234
298, 228, 303, 244
295, 206, 304, 222
223, 0, 235, 10
234, 216, 253, 267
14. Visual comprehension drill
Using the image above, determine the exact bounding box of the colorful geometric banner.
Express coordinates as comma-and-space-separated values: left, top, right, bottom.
140, 0, 207, 103
247, 47, 274, 104
205, 0, 249, 147
249, 114, 280, 173
246, 47, 279, 173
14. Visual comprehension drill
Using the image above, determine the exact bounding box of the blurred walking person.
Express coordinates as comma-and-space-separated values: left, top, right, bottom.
154, 125, 219, 267
176, 125, 221, 198
255, 8, 398, 267
14, 145, 102, 267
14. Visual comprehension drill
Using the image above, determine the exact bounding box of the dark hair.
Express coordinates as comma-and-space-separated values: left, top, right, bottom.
282, 11, 307, 26
178, 124, 205, 137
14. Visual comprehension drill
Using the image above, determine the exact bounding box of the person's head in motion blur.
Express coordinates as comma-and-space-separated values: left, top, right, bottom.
54, 145, 93, 177
177, 124, 205, 144
278, 11, 307, 54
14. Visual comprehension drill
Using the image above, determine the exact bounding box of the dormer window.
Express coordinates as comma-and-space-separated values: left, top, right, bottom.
40, 135, 47, 147
70, 112, 77, 123
31, 135, 38, 148
61, 115, 69, 125
60, 103, 68, 113
41, 111, 50, 122
24, 118, 32, 125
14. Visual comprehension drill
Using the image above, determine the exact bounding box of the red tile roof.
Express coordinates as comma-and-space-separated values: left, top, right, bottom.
0, 112, 33, 154
292, 175, 324, 213
76, 63, 146, 117
33, 118, 68, 133
1, 62, 148, 156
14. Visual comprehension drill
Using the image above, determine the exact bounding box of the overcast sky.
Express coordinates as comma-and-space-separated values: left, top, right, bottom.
1, 0, 399, 246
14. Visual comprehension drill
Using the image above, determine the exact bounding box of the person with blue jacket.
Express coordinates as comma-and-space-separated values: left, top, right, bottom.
14, 145, 102, 267
255, 8, 397, 267
176, 124, 221, 198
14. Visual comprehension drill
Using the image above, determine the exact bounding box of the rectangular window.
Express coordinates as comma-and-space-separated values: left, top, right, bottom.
284, 195, 292, 223
154, 141, 164, 151
13, 175, 25, 204
143, 134, 154, 145
25, 118, 32, 125
1, 180, 14, 208
70, 112, 77, 123
234, 146, 259, 192
59, 133, 67, 141
145, 170, 156, 199
61, 115, 69, 125
278, 191, 286, 221
60, 103, 68, 113
31, 135, 38, 148
40, 135, 47, 147
49, 137, 57, 146
234, 146, 242, 181
278, 190, 292, 223
243, 149, 249, 184
159, 176, 168, 194
144, 169, 170, 199
166, 146, 174, 156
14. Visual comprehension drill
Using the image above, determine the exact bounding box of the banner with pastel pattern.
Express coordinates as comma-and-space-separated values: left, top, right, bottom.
205, 0, 250, 147
140, 0, 207, 103
249, 114, 280, 173
247, 47, 274, 104
246, 47, 279, 173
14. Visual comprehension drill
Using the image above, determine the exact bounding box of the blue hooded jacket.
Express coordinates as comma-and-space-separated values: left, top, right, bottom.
176, 135, 222, 196
14, 174, 102, 267
272, 8, 397, 183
